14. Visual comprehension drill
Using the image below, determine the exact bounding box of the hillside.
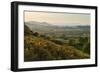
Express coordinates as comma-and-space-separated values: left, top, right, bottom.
24, 24, 89, 62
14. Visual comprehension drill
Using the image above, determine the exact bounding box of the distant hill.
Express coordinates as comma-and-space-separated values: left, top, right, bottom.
24, 24, 89, 62
25, 21, 90, 29
25, 21, 90, 37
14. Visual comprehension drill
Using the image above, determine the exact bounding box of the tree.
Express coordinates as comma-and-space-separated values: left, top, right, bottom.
83, 42, 90, 54
68, 39, 75, 46
33, 32, 39, 36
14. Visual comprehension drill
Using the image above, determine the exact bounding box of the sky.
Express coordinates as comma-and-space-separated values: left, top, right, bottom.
24, 11, 90, 26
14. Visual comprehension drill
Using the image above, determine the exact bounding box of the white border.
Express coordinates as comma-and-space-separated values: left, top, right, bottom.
18, 5, 96, 68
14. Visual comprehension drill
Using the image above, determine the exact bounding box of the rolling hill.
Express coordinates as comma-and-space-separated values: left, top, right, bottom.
24, 24, 90, 62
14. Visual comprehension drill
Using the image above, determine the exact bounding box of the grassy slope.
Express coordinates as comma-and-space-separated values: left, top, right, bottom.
24, 25, 89, 61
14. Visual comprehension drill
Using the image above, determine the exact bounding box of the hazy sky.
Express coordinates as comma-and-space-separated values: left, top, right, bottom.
24, 11, 90, 26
